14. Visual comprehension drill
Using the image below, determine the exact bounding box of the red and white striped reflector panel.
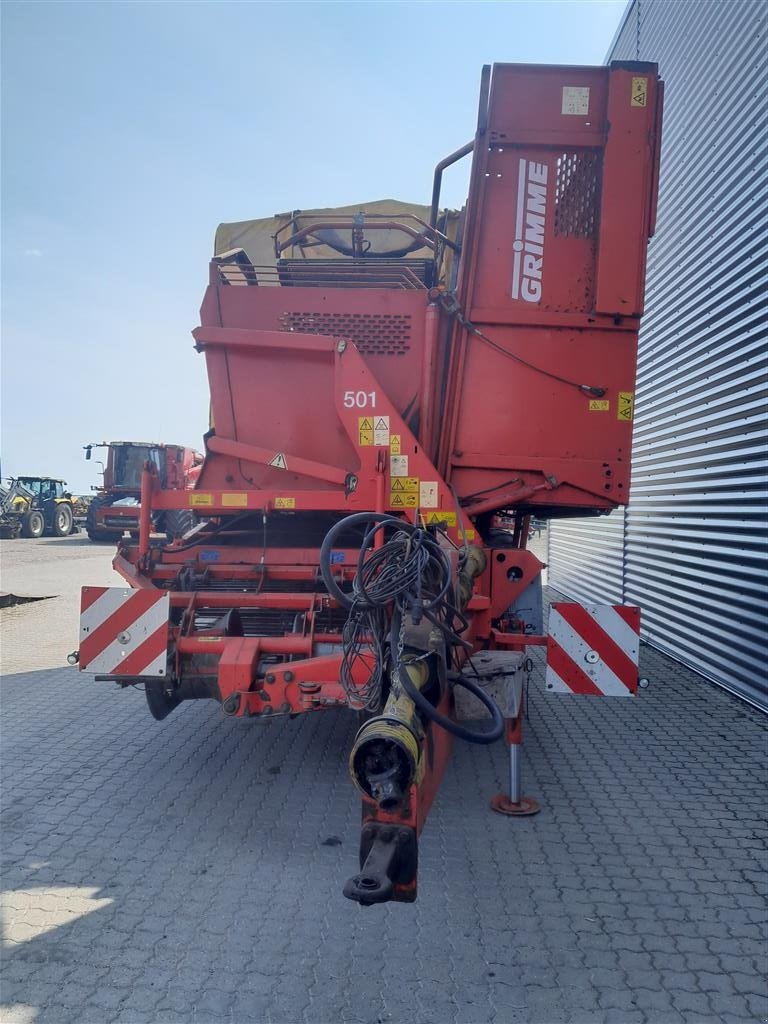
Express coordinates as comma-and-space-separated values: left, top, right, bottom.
79, 587, 170, 677
546, 603, 640, 697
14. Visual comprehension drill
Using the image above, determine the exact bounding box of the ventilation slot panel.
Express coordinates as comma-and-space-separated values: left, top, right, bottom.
279, 312, 412, 356
554, 152, 602, 238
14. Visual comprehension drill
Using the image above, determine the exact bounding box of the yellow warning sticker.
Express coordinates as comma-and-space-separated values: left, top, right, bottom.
358, 416, 374, 446
275, 496, 296, 509
390, 477, 419, 494
390, 492, 418, 508
390, 434, 401, 455
631, 77, 648, 107
589, 400, 610, 412
617, 391, 635, 421
222, 493, 248, 507
425, 511, 457, 527
190, 493, 213, 507
268, 453, 288, 470
463, 528, 477, 541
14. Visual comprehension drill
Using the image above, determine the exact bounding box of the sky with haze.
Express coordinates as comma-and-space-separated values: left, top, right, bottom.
2, 0, 627, 492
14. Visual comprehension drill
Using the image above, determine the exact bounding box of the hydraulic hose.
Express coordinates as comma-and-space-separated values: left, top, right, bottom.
321, 511, 505, 743
391, 608, 504, 745
319, 512, 401, 609
320, 511, 452, 613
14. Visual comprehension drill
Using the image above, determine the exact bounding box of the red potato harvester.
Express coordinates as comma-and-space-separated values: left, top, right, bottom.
73, 62, 662, 904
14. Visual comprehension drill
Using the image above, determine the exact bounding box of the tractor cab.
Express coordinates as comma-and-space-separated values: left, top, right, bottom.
85, 442, 164, 492
16, 477, 69, 502
111, 444, 163, 491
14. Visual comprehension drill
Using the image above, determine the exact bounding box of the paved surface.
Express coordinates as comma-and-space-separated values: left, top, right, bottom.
1, 539, 767, 1024
0, 535, 122, 675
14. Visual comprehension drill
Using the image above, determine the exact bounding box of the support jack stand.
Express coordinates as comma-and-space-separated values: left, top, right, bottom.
491, 716, 541, 817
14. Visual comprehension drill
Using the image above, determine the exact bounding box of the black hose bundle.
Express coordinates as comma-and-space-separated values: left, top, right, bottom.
320, 513, 504, 742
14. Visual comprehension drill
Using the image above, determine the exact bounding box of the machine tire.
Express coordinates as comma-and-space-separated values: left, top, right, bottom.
53, 502, 74, 537
85, 495, 118, 542
165, 509, 196, 541
21, 510, 45, 538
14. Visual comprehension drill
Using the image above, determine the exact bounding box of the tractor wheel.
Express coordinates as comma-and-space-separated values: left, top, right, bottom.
53, 502, 74, 537
86, 495, 117, 542
165, 509, 197, 542
21, 510, 45, 538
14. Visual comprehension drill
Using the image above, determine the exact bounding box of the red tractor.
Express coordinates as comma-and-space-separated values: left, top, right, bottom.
75, 62, 663, 903
83, 441, 202, 542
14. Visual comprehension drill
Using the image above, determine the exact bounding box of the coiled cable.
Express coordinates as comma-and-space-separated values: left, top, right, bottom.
320, 512, 504, 741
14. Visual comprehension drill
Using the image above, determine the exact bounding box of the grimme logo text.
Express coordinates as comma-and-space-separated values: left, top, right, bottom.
511, 159, 548, 303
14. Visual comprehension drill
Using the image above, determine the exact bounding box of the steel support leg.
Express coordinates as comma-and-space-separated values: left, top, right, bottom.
490, 714, 541, 817
508, 740, 522, 804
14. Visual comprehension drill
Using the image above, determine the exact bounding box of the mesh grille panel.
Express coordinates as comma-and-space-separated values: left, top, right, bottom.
554, 152, 602, 238
192, 606, 348, 637
279, 312, 411, 356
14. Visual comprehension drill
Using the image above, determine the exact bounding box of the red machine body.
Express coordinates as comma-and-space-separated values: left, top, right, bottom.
76, 62, 662, 903
439, 63, 662, 514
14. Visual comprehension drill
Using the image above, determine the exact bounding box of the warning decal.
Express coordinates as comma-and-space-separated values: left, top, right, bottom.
374, 416, 390, 446
617, 392, 635, 421
419, 481, 438, 508
390, 434, 401, 455
269, 453, 288, 470
358, 417, 373, 446
275, 496, 296, 509
190, 493, 213, 507
631, 77, 648, 107
390, 477, 419, 494
589, 400, 610, 412
562, 86, 590, 115
222, 493, 248, 507
389, 492, 418, 508
424, 510, 457, 527
390, 455, 409, 477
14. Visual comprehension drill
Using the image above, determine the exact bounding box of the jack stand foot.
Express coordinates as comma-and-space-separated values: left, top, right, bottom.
490, 793, 541, 816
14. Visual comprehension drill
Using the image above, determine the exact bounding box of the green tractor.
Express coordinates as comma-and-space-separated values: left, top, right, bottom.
0, 477, 76, 539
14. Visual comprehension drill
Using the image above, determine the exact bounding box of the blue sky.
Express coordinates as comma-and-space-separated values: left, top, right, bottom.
2, 0, 626, 492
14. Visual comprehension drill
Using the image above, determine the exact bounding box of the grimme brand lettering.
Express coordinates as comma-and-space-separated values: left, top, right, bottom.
511, 159, 548, 303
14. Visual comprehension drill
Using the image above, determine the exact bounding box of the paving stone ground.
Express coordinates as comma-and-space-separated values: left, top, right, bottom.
0, 536, 766, 1024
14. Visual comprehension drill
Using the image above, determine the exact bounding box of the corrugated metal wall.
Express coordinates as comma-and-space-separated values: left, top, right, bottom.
548, 0, 768, 709
546, 510, 626, 606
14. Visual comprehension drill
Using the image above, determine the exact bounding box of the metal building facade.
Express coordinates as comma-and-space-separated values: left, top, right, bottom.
548, 0, 768, 709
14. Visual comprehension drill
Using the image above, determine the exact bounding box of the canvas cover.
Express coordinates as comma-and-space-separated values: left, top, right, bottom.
214, 200, 459, 267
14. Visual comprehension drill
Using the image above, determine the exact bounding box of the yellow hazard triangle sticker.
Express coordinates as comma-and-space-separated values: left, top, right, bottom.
268, 453, 288, 470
